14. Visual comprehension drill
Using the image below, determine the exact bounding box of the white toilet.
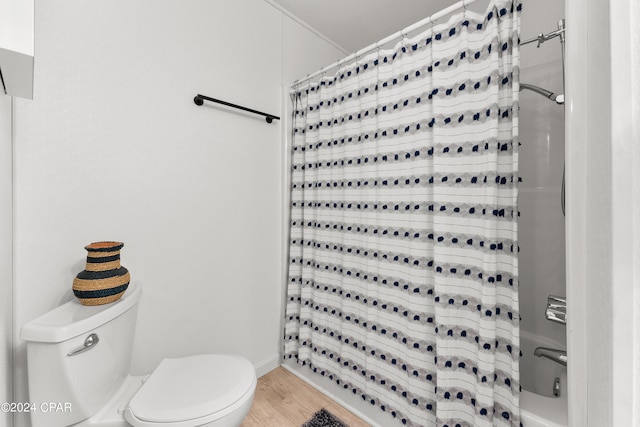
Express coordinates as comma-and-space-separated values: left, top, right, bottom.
20, 284, 257, 427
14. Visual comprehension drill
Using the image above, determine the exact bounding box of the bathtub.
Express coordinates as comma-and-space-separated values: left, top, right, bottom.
519, 330, 568, 427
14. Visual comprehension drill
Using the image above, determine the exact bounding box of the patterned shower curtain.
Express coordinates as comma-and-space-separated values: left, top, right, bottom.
284, 1, 521, 426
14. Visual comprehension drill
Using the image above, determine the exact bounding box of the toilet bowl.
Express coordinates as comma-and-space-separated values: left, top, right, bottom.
20, 284, 256, 427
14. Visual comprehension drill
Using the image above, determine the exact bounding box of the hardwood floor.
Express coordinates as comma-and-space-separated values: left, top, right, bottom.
241, 367, 371, 427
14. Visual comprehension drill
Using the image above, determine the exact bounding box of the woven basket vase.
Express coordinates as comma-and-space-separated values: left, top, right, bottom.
72, 241, 130, 306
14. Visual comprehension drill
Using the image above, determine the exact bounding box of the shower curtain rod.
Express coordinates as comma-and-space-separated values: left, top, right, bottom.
291, 0, 482, 89
292, 1, 565, 89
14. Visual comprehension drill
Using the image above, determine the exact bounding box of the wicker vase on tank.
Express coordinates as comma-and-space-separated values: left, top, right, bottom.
72, 241, 131, 306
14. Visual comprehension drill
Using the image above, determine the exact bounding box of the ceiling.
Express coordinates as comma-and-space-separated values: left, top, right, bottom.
266, 0, 460, 54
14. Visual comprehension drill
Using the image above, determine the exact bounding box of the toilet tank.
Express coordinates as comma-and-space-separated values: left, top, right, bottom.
20, 284, 142, 427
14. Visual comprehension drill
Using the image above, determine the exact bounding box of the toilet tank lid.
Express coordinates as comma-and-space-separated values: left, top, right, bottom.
20, 284, 142, 343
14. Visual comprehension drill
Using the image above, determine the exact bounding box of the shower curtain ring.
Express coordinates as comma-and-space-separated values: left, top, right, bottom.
427, 16, 435, 30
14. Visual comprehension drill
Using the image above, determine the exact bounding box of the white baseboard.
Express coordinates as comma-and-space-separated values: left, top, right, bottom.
254, 354, 281, 378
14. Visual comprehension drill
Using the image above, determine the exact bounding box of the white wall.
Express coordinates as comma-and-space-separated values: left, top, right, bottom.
11, 1, 342, 426
1, 93, 13, 427
609, 0, 640, 424
565, 0, 640, 421
563, 0, 634, 425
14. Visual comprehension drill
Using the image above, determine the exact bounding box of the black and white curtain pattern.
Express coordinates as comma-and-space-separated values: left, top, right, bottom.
284, 1, 521, 426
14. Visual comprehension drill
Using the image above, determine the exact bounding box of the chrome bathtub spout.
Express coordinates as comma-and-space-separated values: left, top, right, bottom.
534, 347, 567, 366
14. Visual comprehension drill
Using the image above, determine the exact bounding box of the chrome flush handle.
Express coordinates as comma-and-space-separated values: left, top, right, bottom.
67, 333, 99, 356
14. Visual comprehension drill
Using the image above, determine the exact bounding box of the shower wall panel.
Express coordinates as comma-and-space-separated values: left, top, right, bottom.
518, 0, 566, 347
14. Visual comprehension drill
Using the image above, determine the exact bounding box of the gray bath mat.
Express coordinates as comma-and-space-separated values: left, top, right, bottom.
302, 408, 350, 427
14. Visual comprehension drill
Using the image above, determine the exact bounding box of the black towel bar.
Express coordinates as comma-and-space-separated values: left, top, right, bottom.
194, 94, 280, 123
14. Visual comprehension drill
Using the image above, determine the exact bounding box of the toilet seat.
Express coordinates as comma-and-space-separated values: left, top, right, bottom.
125, 354, 256, 427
